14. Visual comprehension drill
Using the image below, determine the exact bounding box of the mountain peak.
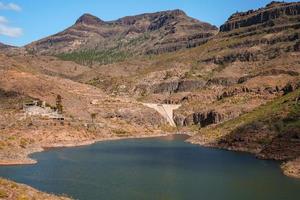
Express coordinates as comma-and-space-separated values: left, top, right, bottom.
266, 1, 286, 8
164, 9, 186, 16
75, 13, 105, 25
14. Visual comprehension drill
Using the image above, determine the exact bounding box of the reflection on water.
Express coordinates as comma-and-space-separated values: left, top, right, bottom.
0, 135, 299, 200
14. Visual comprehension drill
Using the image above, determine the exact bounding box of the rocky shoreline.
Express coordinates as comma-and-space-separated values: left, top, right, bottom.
0, 129, 299, 199
1, 128, 298, 179
188, 137, 300, 179
0, 178, 72, 200
0, 132, 181, 166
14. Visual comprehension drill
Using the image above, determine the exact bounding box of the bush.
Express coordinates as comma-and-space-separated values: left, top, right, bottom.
0, 189, 8, 198
113, 129, 128, 136
19, 138, 27, 148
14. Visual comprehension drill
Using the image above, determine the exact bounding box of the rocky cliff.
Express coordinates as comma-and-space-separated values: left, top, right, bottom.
220, 1, 300, 32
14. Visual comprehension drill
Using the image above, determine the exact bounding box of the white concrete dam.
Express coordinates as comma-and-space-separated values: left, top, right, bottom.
142, 103, 181, 127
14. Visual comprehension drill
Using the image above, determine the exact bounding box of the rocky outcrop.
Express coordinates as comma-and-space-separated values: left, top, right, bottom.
223, 32, 300, 50
217, 86, 280, 100
174, 110, 226, 127
186, 111, 224, 127
153, 80, 205, 93
146, 32, 215, 54
134, 79, 206, 95
238, 69, 299, 84
206, 77, 238, 86
75, 13, 106, 26
282, 81, 300, 95
203, 51, 259, 65
220, 1, 300, 32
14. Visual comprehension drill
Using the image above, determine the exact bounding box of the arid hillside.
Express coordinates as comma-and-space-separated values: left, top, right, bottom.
25, 9, 217, 64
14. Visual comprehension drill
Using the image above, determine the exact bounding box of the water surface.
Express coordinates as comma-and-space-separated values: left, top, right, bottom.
0, 135, 299, 200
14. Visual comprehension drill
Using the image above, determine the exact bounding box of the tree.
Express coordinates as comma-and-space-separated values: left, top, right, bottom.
91, 113, 97, 123
56, 95, 63, 114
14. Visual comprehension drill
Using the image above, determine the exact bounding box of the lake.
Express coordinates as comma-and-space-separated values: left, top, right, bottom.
0, 135, 299, 200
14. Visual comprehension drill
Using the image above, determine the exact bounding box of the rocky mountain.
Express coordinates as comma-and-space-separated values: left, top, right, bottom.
25, 10, 217, 57
169, 1, 300, 128
0, 42, 13, 49
220, 1, 300, 32
73, 1, 300, 164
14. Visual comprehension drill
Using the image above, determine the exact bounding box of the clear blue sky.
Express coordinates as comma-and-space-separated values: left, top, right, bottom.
0, 0, 295, 47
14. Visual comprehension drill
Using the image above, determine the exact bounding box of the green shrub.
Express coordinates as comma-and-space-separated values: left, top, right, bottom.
56, 49, 132, 66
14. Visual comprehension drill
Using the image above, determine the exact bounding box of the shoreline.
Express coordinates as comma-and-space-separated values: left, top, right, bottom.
0, 131, 298, 179
188, 139, 300, 179
0, 132, 190, 166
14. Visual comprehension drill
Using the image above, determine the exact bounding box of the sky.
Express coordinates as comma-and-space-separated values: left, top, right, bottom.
0, 0, 296, 47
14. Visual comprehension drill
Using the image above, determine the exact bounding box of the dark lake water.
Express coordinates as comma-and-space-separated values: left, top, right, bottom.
0, 135, 300, 200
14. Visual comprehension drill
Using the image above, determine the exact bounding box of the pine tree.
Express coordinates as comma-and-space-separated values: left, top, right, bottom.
56, 95, 63, 114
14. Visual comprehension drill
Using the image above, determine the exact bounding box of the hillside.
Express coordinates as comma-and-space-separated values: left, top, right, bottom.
189, 84, 300, 178
0, 178, 72, 200
70, 1, 300, 130
25, 9, 217, 65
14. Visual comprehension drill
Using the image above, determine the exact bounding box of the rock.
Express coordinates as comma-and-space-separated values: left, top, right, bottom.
282, 81, 300, 95
220, 1, 300, 32
178, 110, 225, 127
135, 80, 206, 95
75, 13, 105, 26
206, 77, 238, 86
90, 99, 99, 105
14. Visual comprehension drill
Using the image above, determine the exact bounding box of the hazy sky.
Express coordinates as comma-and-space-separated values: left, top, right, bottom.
0, 0, 295, 46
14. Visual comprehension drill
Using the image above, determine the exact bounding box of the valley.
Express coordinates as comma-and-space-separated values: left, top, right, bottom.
0, 1, 300, 199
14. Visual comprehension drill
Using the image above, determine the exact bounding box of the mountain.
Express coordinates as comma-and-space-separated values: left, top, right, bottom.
0, 1, 299, 179
72, 1, 300, 173
25, 9, 218, 57
0, 42, 13, 49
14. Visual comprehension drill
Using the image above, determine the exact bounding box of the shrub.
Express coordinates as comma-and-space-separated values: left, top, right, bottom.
19, 138, 27, 148
56, 49, 132, 66
0, 189, 8, 198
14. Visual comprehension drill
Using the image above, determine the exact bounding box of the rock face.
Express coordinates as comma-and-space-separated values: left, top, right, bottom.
75, 13, 105, 25
26, 10, 217, 55
220, 1, 300, 32
152, 80, 206, 94
134, 79, 206, 95
183, 110, 224, 127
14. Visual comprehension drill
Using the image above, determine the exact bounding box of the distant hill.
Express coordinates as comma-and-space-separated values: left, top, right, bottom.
0, 42, 14, 49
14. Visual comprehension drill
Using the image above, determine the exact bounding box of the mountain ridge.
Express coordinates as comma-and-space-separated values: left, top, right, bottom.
25, 9, 218, 56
